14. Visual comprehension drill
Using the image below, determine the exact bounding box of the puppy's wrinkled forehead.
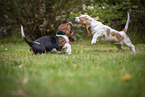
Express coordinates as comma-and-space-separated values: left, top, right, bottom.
79, 17, 88, 21
80, 15, 90, 19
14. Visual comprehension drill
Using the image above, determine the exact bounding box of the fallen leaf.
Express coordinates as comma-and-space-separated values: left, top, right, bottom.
16, 80, 20, 84
23, 77, 28, 85
19, 64, 24, 68
11, 89, 26, 96
50, 80, 54, 84
85, 74, 89, 80
69, 73, 74, 77
32, 72, 35, 77
70, 79, 74, 84
121, 74, 131, 81
96, 66, 99, 70
66, 56, 68, 59
1, 45, 3, 48
5, 48, 8, 51
72, 64, 77, 68
11, 62, 14, 64
107, 50, 113, 53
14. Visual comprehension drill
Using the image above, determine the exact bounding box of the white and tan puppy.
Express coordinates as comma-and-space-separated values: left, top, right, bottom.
75, 13, 135, 52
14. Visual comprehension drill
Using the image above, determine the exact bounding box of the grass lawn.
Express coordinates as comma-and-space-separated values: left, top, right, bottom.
0, 40, 145, 97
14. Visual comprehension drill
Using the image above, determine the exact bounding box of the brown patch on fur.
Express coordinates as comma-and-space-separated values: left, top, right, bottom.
79, 17, 87, 21
111, 32, 116, 36
107, 29, 111, 36
79, 17, 91, 36
58, 23, 76, 41
79, 17, 91, 26
123, 28, 127, 33
94, 16, 99, 21
111, 31, 124, 44
57, 37, 66, 51
58, 23, 70, 34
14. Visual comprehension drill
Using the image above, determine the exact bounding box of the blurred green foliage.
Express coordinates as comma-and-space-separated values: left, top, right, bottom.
0, 0, 145, 42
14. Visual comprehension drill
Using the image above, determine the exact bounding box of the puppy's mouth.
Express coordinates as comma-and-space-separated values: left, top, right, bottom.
70, 31, 74, 35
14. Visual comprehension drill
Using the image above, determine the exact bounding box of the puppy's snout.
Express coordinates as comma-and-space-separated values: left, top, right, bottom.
75, 17, 80, 22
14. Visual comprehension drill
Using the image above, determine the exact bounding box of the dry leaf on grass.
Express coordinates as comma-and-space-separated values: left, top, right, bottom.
96, 66, 99, 70
32, 72, 35, 77
66, 56, 68, 59
16, 80, 20, 84
50, 80, 54, 84
85, 74, 89, 80
5, 48, 8, 51
1, 45, 3, 48
11, 89, 26, 96
69, 73, 74, 77
19, 64, 24, 68
23, 77, 28, 85
72, 64, 77, 68
107, 50, 113, 53
121, 74, 131, 81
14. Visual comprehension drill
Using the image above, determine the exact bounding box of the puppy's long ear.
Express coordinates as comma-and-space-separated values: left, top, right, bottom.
67, 22, 73, 26
86, 25, 91, 37
94, 16, 99, 21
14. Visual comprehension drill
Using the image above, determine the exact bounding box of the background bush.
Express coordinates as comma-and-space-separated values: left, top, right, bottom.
0, 0, 145, 43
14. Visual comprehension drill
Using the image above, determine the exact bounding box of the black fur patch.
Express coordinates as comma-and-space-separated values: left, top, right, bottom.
57, 30, 66, 35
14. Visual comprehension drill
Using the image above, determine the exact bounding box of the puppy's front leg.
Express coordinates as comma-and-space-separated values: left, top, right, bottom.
91, 38, 97, 44
62, 43, 71, 54
91, 32, 101, 44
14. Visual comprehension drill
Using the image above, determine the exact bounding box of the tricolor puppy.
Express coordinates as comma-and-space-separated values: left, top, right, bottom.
20, 22, 76, 55
75, 13, 135, 52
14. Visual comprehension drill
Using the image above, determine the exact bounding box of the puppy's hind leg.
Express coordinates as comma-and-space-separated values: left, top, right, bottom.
115, 44, 124, 51
41, 50, 46, 55
30, 47, 35, 55
123, 37, 136, 52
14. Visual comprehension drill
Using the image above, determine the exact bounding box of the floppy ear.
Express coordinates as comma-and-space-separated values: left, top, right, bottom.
94, 16, 99, 21
86, 25, 91, 37
67, 22, 73, 26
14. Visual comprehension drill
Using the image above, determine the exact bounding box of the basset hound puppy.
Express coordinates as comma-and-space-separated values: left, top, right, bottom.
75, 13, 135, 52
20, 22, 76, 54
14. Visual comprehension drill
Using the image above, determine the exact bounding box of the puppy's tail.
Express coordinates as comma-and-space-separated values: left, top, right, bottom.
123, 12, 130, 33
20, 25, 32, 47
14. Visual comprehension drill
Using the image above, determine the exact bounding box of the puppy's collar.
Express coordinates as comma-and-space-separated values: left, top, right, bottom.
56, 35, 69, 43
56, 30, 69, 43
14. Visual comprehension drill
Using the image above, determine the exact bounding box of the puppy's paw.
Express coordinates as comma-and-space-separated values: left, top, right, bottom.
91, 38, 97, 44
67, 52, 71, 55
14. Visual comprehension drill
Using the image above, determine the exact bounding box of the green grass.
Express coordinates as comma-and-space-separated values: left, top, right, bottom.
0, 40, 145, 97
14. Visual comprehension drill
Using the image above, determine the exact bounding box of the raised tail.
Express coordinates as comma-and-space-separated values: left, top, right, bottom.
123, 12, 130, 33
20, 25, 32, 47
